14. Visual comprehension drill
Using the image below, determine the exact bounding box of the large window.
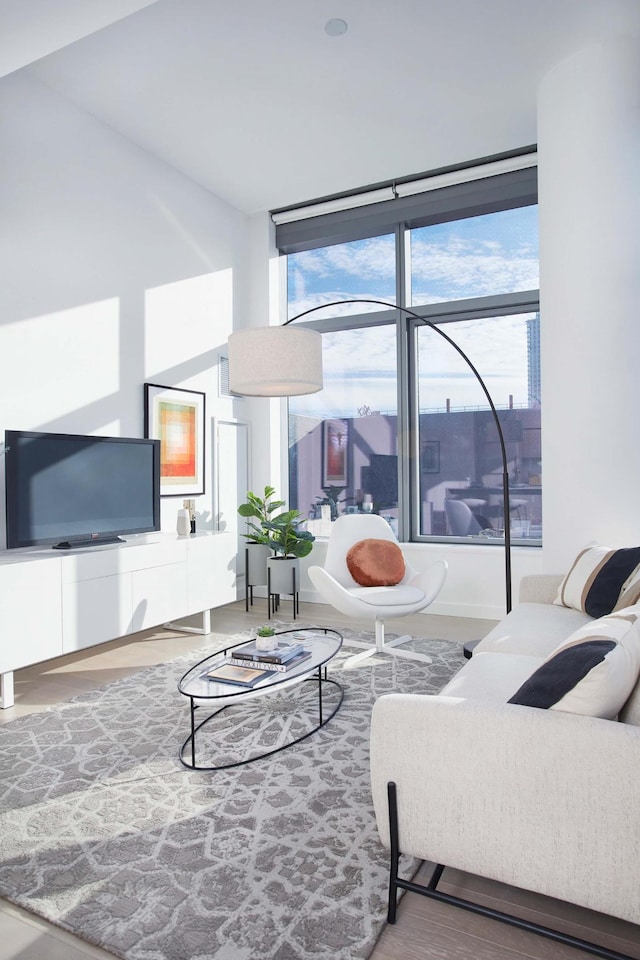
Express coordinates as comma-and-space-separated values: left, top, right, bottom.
415, 312, 541, 541
281, 157, 541, 545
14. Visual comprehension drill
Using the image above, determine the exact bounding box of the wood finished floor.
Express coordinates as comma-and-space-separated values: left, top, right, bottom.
1, 600, 638, 960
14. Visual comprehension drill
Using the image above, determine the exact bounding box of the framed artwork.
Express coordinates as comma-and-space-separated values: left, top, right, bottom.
322, 418, 348, 487
144, 383, 205, 497
422, 440, 440, 474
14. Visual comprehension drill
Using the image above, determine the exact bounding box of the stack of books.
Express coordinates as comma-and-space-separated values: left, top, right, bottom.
229, 640, 312, 673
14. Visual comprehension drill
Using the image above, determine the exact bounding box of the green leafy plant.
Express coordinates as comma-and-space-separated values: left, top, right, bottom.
263, 509, 315, 559
238, 485, 285, 544
256, 625, 275, 638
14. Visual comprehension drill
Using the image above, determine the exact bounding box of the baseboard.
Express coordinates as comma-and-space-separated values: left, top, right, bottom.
297, 591, 503, 623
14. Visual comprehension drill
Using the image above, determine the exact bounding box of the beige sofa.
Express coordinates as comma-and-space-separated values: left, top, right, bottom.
370, 573, 640, 951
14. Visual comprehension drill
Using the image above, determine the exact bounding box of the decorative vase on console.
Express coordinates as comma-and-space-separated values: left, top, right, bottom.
176, 508, 190, 536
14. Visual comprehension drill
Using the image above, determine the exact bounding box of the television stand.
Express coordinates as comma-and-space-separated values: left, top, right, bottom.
52, 536, 125, 550
0, 531, 237, 709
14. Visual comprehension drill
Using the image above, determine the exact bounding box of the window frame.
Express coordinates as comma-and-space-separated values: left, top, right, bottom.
406, 296, 540, 544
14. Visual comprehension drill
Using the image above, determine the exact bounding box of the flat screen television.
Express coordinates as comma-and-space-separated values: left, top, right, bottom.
4, 430, 161, 550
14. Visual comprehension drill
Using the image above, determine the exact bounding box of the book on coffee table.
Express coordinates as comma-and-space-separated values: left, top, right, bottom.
232, 641, 304, 664
203, 662, 275, 687
228, 650, 312, 673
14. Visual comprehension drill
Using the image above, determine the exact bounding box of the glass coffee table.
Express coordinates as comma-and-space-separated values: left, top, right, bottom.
178, 627, 343, 771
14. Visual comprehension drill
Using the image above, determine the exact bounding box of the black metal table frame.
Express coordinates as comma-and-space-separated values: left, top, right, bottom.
179, 627, 344, 772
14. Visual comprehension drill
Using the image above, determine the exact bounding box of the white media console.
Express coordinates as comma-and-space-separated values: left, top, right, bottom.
0, 531, 237, 709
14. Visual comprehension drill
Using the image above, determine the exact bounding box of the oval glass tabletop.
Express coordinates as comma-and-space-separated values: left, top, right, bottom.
178, 627, 343, 702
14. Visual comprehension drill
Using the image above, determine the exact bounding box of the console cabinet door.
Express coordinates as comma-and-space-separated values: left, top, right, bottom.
186, 533, 236, 613
0, 558, 63, 672
62, 574, 133, 652
131, 562, 188, 631
1, 533, 239, 674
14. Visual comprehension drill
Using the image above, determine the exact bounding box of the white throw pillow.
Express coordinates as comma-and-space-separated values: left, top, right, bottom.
509, 606, 640, 719
554, 544, 640, 617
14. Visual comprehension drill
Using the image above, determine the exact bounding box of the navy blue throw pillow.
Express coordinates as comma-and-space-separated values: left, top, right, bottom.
508, 640, 616, 709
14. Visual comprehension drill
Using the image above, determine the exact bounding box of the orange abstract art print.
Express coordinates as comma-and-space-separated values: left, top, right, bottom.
144, 383, 205, 496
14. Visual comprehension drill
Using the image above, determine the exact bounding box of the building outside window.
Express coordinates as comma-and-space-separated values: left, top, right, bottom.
280, 161, 540, 545
415, 310, 541, 541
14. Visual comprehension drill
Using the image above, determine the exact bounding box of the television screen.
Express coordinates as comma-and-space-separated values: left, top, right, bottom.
5, 430, 161, 549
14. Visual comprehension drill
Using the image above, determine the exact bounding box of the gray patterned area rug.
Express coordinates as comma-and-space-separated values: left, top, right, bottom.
0, 626, 463, 960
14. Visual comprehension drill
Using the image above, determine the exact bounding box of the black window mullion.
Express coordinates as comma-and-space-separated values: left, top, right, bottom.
395, 224, 411, 542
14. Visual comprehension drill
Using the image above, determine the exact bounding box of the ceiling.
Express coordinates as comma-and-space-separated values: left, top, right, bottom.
4, 0, 640, 215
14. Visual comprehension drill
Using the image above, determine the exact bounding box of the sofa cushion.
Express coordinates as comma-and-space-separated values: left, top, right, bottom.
508, 606, 640, 719
547, 605, 640, 656
554, 544, 640, 617
473, 602, 592, 659
440, 652, 544, 701
346, 538, 405, 587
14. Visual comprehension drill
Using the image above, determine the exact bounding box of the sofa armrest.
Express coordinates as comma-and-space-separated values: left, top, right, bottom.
370, 693, 640, 924
518, 572, 564, 604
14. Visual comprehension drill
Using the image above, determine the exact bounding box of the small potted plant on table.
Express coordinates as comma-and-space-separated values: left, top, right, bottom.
255, 624, 277, 652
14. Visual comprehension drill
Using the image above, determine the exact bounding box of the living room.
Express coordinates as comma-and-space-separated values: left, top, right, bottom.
1, 1, 639, 959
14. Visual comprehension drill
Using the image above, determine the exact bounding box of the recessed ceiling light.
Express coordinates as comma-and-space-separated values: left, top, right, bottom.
325, 18, 348, 37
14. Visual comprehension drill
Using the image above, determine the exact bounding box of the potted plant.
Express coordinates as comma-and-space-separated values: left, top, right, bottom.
238, 486, 285, 600
255, 624, 277, 651
263, 509, 315, 599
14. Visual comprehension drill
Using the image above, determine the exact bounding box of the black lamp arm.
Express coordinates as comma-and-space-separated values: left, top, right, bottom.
285, 297, 512, 613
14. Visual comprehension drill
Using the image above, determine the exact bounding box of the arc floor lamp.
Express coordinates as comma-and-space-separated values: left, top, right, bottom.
228, 298, 512, 614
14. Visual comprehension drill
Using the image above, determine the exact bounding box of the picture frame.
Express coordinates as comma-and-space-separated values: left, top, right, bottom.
422, 440, 440, 474
144, 383, 205, 497
322, 418, 348, 487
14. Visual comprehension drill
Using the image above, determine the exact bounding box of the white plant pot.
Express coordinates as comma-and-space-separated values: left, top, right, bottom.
245, 542, 270, 587
255, 634, 277, 651
267, 556, 299, 597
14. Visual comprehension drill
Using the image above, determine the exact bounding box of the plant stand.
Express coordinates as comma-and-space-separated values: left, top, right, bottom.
267, 557, 299, 620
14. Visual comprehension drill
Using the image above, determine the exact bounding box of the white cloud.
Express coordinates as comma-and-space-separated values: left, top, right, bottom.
410, 236, 538, 301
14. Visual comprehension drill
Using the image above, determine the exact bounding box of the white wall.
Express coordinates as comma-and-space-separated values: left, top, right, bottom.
239, 213, 287, 497
0, 71, 250, 547
538, 38, 640, 571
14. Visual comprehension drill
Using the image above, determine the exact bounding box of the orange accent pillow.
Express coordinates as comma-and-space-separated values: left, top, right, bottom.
346, 538, 406, 587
